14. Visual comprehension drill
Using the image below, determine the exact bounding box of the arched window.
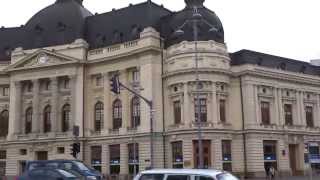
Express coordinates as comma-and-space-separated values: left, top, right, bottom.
131, 97, 140, 128
43, 105, 51, 133
94, 102, 104, 132
113, 99, 122, 130
25, 108, 33, 134
0, 110, 9, 137
62, 104, 71, 132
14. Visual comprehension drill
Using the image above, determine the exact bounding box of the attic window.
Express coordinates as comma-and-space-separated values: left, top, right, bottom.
131, 25, 141, 39
257, 57, 263, 66
4, 47, 11, 56
279, 63, 286, 70
34, 24, 44, 34
300, 66, 306, 74
112, 31, 121, 44
57, 22, 67, 32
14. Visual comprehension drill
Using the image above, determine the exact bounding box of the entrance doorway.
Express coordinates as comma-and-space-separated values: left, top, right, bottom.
193, 140, 211, 169
289, 144, 298, 175
36, 151, 48, 160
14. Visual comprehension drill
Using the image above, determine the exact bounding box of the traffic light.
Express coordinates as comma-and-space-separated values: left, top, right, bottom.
70, 143, 80, 158
110, 75, 120, 94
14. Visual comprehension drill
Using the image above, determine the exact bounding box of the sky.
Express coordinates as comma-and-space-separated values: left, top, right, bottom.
0, 0, 319, 61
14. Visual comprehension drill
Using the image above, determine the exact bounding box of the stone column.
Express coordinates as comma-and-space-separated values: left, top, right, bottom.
278, 89, 284, 125
183, 83, 191, 126
273, 87, 279, 125
32, 79, 40, 133
103, 73, 111, 132
69, 75, 76, 130
211, 83, 218, 125
120, 70, 129, 132
316, 94, 320, 127
120, 143, 128, 175
12, 81, 22, 134
300, 92, 306, 126
51, 77, 59, 132
253, 85, 260, 125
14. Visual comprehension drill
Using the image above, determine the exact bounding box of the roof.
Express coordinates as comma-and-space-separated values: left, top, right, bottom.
230, 49, 320, 76
140, 169, 223, 177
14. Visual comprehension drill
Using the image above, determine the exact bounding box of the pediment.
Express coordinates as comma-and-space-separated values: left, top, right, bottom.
7, 49, 80, 71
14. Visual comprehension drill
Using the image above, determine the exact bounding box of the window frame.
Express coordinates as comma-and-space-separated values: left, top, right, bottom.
0, 110, 9, 137
173, 101, 181, 125
261, 101, 271, 125
43, 105, 51, 133
284, 104, 293, 126
219, 99, 226, 123
94, 102, 104, 132
194, 98, 207, 123
113, 99, 122, 130
62, 104, 71, 132
306, 106, 314, 127
25, 108, 33, 134
131, 97, 140, 128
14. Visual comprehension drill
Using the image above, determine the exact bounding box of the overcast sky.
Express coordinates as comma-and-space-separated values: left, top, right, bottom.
1, 0, 319, 61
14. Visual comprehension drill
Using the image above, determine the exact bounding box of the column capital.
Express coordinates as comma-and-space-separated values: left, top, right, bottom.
14, 81, 21, 87
50, 77, 58, 85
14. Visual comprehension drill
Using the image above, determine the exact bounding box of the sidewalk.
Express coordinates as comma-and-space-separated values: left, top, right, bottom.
246, 176, 320, 180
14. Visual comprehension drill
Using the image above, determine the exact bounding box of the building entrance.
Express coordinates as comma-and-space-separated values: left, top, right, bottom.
193, 140, 211, 169
289, 144, 298, 176
36, 151, 48, 160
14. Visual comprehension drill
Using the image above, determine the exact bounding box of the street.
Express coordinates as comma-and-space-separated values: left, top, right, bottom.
246, 176, 320, 180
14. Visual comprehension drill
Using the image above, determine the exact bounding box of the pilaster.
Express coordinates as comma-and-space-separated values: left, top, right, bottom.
32, 79, 40, 133
103, 73, 111, 132
211, 83, 218, 125
51, 77, 59, 132
183, 83, 191, 126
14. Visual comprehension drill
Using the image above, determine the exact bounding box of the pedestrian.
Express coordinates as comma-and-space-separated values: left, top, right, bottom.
269, 166, 275, 179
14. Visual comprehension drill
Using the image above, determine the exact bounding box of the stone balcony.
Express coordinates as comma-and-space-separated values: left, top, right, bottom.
166, 121, 234, 131
15, 131, 73, 141
246, 123, 320, 133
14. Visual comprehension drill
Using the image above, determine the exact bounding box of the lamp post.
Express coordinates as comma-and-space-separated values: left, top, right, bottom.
174, 6, 217, 169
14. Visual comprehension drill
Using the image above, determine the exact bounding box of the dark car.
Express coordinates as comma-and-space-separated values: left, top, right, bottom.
18, 168, 79, 180
25, 160, 102, 180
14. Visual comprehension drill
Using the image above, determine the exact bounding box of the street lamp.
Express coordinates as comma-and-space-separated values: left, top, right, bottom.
174, 6, 218, 169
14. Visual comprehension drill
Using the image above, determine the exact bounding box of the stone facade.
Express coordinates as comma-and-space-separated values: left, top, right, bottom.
0, 1, 319, 179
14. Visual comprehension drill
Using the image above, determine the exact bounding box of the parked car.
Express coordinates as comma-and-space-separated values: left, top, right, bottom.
18, 168, 79, 180
134, 169, 239, 180
25, 160, 102, 180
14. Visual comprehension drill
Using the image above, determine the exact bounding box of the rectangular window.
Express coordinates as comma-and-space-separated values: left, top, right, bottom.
306, 106, 314, 127
2, 87, 9, 96
263, 140, 277, 161
132, 70, 140, 83
63, 78, 70, 89
128, 143, 139, 175
195, 98, 207, 123
0, 161, 5, 176
284, 104, 293, 126
261, 101, 270, 125
171, 141, 183, 169
0, 151, 6, 159
57, 147, 65, 154
173, 101, 181, 125
109, 145, 120, 174
91, 146, 102, 172
219, 99, 226, 123
222, 140, 232, 172
96, 76, 102, 87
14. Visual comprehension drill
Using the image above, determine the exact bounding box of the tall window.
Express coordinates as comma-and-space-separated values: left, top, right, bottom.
94, 102, 104, 132
96, 76, 102, 86
131, 97, 140, 128
91, 146, 102, 172
109, 145, 120, 174
0, 150, 6, 177
219, 99, 226, 123
63, 78, 70, 89
222, 140, 232, 172
261, 101, 270, 125
263, 141, 278, 171
0, 110, 8, 137
284, 104, 293, 126
43, 105, 51, 133
128, 143, 139, 174
113, 99, 122, 130
62, 104, 70, 132
173, 101, 181, 125
195, 98, 207, 123
2, 87, 9, 96
25, 108, 33, 134
172, 141, 183, 168
132, 70, 140, 83
306, 106, 314, 127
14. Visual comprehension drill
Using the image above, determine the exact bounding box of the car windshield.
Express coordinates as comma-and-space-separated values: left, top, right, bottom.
139, 174, 164, 180
216, 173, 239, 180
73, 161, 90, 171
57, 169, 77, 178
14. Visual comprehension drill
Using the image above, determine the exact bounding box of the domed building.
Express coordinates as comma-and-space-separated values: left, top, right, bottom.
0, 0, 319, 178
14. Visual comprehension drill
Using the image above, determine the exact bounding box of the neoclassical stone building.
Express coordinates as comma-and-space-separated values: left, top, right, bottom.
0, 0, 319, 178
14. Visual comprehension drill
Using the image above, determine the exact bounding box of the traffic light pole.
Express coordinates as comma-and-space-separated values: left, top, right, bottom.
118, 82, 155, 169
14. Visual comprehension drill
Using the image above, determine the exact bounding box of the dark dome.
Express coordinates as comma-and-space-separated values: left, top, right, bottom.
23, 0, 92, 49
161, 0, 224, 47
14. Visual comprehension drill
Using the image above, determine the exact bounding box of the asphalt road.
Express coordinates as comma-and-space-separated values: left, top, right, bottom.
246, 176, 320, 180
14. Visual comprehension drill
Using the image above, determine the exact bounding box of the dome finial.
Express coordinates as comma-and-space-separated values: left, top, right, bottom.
185, 0, 205, 8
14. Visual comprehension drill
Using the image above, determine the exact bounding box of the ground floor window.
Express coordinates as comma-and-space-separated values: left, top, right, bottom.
0, 161, 5, 176
91, 146, 102, 172
128, 143, 139, 175
109, 145, 120, 175
19, 161, 26, 175
263, 140, 278, 176
222, 140, 232, 172
193, 140, 211, 169
172, 141, 183, 169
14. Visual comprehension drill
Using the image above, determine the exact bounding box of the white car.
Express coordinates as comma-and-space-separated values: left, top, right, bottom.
134, 169, 239, 180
